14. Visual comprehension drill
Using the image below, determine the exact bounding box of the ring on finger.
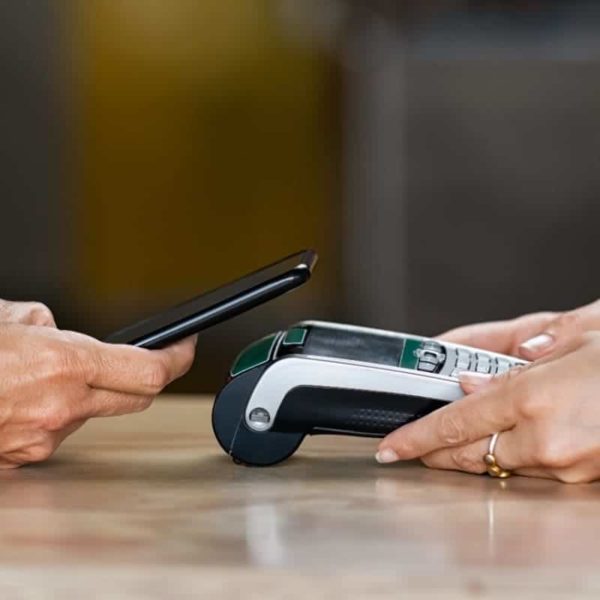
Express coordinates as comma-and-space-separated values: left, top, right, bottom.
483, 432, 512, 479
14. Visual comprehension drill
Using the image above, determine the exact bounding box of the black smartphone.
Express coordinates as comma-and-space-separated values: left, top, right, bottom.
104, 250, 318, 349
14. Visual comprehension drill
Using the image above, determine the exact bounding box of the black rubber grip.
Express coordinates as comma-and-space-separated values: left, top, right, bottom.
212, 365, 305, 466
272, 386, 447, 437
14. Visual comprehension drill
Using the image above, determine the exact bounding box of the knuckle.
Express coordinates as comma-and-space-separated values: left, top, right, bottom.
146, 361, 170, 392
438, 412, 468, 446
24, 440, 55, 463
450, 447, 486, 474
38, 401, 73, 431
102, 395, 153, 417
554, 470, 594, 484
532, 436, 574, 470
130, 396, 153, 414
518, 396, 544, 421
506, 364, 528, 382
491, 365, 525, 389
183, 345, 196, 371
0, 462, 22, 470
515, 312, 558, 331
580, 331, 600, 352
515, 381, 545, 420
28, 302, 54, 325
553, 311, 582, 336
41, 344, 74, 380
420, 455, 435, 468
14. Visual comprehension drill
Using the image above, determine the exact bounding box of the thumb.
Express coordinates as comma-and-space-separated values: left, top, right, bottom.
458, 363, 531, 394
457, 371, 494, 394
518, 311, 583, 361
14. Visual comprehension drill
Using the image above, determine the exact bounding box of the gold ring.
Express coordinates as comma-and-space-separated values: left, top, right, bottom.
483, 432, 512, 479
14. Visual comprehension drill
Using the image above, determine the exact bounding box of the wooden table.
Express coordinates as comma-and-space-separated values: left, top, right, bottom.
1, 396, 600, 599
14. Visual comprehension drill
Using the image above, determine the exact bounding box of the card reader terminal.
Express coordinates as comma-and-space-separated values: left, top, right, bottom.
212, 321, 526, 466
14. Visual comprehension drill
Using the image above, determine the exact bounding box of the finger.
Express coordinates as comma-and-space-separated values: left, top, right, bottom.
0, 430, 59, 466
27, 422, 86, 463
458, 371, 494, 394
82, 390, 153, 419
438, 312, 558, 356
0, 422, 86, 469
420, 431, 557, 481
156, 335, 198, 378
518, 334, 555, 361
436, 320, 517, 354
421, 437, 490, 474
55, 419, 87, 441
420, 427, 535, 474
22, 302, 57, 327
518, 310, 587, 360
377, 368, 525, 462
458, 363, 532, 394
421, 447, 550, 480
548, 460, 600, 484
521, 299, 600, 361
0, 301, 56, 328
83, 335, 197, 395
521, 331, 591, 368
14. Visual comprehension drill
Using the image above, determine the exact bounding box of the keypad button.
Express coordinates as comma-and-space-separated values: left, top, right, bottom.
423, 341, 444, 352
416, 343, 446, 373
419, 352, 439, 364
495, 358, 511, 374
475, 353, 492, 374
455, 349, 472, 371
418, 361, 436, 372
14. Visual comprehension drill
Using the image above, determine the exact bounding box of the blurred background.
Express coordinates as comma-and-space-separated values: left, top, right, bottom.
2, 0, 599, 392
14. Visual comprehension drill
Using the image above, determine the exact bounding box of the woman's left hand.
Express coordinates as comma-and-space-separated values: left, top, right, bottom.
376, 331, 600, 483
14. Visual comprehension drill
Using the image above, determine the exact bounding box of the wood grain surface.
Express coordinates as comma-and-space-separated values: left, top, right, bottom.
1, 396, 599, 599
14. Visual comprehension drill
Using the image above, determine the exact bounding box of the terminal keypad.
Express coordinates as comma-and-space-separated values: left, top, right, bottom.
448, 348, 521, 378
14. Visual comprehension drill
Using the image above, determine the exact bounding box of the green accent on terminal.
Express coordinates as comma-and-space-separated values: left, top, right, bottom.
230, 333, 279, 377
282, 327, 308, 346
399, 338, 422, 370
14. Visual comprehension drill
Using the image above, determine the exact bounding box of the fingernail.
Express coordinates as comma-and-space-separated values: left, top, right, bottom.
375, 448, 400, 464
519, 333, 554, 355
458, 371, 493, 387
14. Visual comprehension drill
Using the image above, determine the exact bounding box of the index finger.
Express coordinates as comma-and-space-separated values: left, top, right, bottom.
438, 312, 558, 355
437, 320, 517, 354
377, 372, 520, 461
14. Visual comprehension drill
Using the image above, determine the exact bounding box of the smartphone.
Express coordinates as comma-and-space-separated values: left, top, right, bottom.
104, 250, 318, 349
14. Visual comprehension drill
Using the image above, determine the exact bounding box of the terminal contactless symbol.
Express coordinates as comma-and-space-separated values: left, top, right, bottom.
211, 321, 527, 466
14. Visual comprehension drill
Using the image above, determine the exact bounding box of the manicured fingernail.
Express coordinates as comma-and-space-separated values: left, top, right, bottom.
519, 333, 554, 355
458, 371, 493, 387
375, 448, 400, 464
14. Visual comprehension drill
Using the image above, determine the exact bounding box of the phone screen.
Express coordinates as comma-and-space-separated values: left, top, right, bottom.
104, 250, 317, 349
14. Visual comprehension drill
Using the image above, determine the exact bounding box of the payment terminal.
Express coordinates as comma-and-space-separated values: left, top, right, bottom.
212, 321, 526, 466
